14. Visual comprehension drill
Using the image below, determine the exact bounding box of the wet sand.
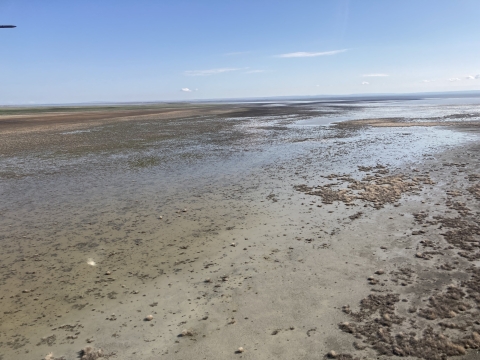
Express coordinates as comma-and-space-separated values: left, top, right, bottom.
1, 99, 480, 360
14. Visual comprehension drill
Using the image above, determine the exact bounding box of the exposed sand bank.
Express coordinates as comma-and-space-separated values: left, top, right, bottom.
1, 100, 480, 360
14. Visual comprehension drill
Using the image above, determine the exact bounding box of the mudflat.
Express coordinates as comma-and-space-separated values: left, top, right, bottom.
0, 104, 243, 134
1, 99, 480, 360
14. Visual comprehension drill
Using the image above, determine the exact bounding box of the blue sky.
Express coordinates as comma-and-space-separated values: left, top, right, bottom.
0, 0, 479, 104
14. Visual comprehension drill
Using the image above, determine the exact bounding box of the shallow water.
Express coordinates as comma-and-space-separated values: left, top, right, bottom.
1, 98, 479, 239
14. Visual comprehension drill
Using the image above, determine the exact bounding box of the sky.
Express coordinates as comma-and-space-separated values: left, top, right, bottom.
0, 0, 479, 104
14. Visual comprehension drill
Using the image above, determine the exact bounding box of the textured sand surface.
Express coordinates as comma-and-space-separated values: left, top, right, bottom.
1, 100, 480, 360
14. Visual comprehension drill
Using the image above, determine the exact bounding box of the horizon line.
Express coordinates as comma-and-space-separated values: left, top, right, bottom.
1, 89, 480, 107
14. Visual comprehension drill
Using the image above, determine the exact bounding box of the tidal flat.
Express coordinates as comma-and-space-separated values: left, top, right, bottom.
1, 97, 480, 360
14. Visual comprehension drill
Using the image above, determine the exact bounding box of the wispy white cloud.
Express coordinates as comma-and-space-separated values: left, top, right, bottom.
449, 75, 480, 81
245, 69, 265, 74
184, 68, 240, 76
277, 49, 347, 58
361, 81, 370, 85
466, 75, 480, 80
363, 73, 389, 77
181, 88, 192, 92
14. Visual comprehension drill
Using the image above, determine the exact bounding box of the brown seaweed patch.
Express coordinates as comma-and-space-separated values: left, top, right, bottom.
439, 220, 480, 254
326, 351, 360, 360
463, 267, 480, 305
36, 335, 56, 346
296, 172, 432, 208
348, 211, 363, 220
340, 320, 475, 359
467, 183, 480, 200
80, 347, 104, 360
345, 293, 401, 322
418, 286, 471, 321
390, 267, 415, 286
341, 269, 480, 359
467, 174, 480, 181
446, 200, 471, 216
7, 335, 29, 349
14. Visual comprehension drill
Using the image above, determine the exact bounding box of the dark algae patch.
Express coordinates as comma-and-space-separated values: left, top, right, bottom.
335, 160, 480, 359
295, 169, 434, 209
